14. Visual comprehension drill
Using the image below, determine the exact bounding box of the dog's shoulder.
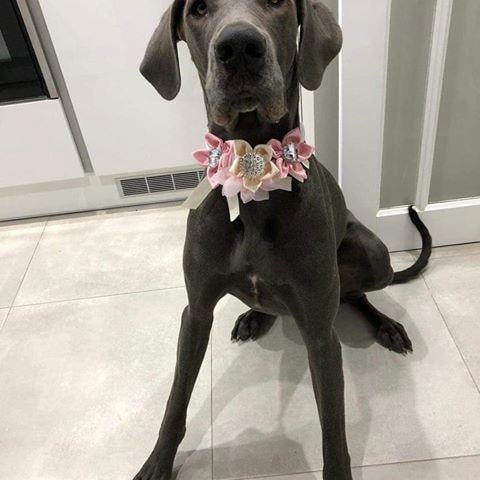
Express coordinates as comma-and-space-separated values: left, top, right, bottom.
311, 156, 348, 246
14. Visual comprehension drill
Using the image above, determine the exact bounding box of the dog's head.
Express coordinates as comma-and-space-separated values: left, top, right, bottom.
140, 0, 341, 128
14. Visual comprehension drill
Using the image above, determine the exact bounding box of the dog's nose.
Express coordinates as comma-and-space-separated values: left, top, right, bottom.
215, 24, 266, 68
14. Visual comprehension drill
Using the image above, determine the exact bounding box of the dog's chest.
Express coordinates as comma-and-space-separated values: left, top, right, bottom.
229, 271, 287, 315
247, 274, 262, 306
227, 233, 291, 315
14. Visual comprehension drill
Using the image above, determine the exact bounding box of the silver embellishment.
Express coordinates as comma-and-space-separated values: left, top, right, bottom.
239, 152, 266, 179
208, 148, 222, 168
282, 143, 298, 163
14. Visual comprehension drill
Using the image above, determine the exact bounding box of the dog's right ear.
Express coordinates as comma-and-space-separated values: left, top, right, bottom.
140, 1, 184, 100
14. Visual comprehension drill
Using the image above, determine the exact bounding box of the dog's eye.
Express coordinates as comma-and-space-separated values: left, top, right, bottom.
268, 0, 284, 6
191, 0, 208, 16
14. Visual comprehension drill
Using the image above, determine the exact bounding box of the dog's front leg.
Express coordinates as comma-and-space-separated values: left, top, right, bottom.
285, 279, 352, 480
133, 302, 215, 480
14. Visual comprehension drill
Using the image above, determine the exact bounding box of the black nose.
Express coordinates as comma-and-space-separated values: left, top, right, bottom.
215, 24, 266, 69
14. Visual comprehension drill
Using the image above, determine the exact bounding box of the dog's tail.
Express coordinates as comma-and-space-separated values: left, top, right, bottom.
391, 206, 432, 285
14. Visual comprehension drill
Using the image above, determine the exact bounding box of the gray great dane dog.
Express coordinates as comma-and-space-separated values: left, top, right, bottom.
134, 1, 432, 479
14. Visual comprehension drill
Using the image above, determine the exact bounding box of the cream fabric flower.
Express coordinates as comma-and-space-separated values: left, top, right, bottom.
229, 140, 279, 193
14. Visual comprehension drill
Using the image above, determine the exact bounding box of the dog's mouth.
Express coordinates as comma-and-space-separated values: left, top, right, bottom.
231, 91, 259, 113
206, 79, 287, 130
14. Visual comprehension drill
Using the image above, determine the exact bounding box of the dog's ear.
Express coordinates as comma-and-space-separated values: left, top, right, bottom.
297, 0, 342, 90
140, 1, 184, 100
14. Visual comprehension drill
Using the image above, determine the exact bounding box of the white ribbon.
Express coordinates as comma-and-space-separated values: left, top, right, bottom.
182, 177, 212, 210
183, 177, 241, 221
226, 195, 240, 221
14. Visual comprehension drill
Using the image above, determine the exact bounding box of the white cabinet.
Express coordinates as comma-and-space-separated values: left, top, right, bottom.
0, 100, 83, 188
38, 0, 207, 176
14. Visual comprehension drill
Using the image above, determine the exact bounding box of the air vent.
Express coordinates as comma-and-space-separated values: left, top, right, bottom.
173, 171, 201, 190
147, 174, 174, 193
118, 168, 204, 197
120, 177, 148, 196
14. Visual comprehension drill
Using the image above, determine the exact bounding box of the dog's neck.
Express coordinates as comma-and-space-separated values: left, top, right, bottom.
206, 80, 300, 146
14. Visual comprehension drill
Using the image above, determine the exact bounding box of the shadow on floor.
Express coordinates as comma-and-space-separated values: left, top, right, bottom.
167, 290, 438, 479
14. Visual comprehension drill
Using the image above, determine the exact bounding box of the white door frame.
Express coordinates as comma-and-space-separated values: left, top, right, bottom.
337, 0, 480, 251
339, 0, 392, 233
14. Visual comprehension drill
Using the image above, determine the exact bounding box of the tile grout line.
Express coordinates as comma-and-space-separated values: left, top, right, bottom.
0, 220, 48, 333
349, 452, 480, 471
427, 253, 480, 263
421, 272, 480, 395
10, 284, 187, 310
409, 243, 480, 258
0, 309, 8, 332
224, 453, 480, 480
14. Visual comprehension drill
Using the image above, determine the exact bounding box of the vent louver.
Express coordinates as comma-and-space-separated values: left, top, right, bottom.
173, 171, 201, 190
147, 174, 174, 193
118, 169, 205, 197
120, 177, 148, 196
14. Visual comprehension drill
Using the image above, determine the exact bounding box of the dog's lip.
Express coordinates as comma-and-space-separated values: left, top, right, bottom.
230, 94, 259, 114
234, 90, 259, 103
232, 93, 258, 105
234, 89, 256, 99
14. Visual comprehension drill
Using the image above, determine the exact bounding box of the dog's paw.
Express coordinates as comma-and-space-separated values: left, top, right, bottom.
231, 310, 261, 342
231, 310, 277, 342
375, 319, 413, 355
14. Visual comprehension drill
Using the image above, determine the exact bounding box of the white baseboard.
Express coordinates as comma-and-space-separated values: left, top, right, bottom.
377, 198, 480, 251
0, 173, 189, 222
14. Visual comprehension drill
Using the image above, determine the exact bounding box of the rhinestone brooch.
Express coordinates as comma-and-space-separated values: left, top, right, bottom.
282, 143, 298, 163
239, 152, 266, 179
208, 148, 222, 168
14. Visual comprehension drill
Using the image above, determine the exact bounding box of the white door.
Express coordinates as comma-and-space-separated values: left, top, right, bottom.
333, 0, 480, 251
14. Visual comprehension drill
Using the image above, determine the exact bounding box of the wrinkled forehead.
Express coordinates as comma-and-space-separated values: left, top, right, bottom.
182, 0, 298, 38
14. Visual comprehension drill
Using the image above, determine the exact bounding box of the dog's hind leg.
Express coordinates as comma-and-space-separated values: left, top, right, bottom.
133, 291, 220, 480
343, 293, 412, 354
338, 212, 413, 354
231, 310, 276, 342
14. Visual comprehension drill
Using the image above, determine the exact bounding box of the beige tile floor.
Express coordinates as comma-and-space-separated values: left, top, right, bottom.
0, 204, 479, 480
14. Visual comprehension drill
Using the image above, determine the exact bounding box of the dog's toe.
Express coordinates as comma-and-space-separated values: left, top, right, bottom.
375, 320, 413, 355
231, 311, 260, 342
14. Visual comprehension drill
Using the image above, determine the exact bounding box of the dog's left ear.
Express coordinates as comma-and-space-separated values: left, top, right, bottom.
140, 0, 184, 100
297, 0, 342, 90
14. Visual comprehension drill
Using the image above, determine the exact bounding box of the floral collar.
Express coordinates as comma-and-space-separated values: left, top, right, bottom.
185, 127, 314, 221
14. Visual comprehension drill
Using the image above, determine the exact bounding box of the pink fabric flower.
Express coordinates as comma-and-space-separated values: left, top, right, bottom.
192, 133, 233, 188
268, 128, 314, 183
222, 140, 292, 203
